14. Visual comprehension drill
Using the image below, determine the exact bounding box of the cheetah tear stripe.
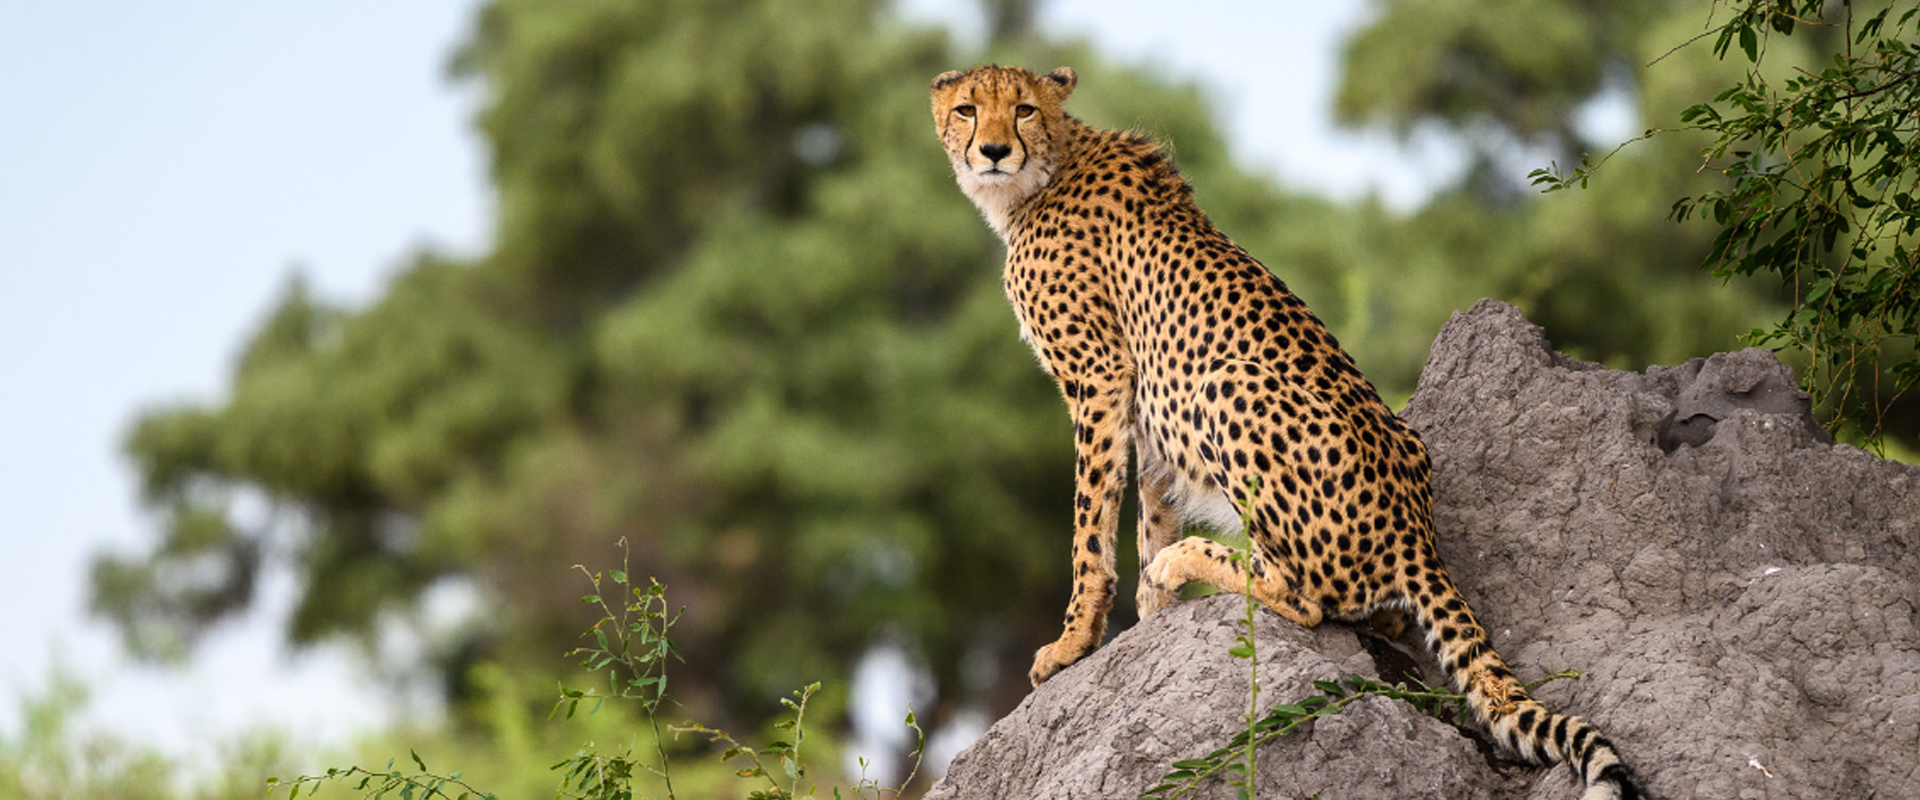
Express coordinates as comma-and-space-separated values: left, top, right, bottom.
931, 64, 1643, 800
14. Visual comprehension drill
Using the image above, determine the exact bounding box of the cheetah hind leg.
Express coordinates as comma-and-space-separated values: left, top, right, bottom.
1144, 535, 1323, 628
1135, 465, 1182, 617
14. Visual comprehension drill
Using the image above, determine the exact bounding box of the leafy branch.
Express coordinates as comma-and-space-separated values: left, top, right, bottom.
1222, 477, 1264, 800
672, 684, 923, 800
1138, 670, 1581, 800
268, 753, 497, 800
554, 540, 685, 799
1529, 127, 1690, 193
1535, 0, 1920, 448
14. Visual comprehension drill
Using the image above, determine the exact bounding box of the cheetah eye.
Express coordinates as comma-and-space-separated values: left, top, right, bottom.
954, 104, 976, 119
1015, 104, 1037, 118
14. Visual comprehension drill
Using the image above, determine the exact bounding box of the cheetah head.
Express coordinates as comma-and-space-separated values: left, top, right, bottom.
930, 64, 1077, 239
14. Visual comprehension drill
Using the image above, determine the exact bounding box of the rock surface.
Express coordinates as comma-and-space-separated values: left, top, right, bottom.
927, 300, 1919, 800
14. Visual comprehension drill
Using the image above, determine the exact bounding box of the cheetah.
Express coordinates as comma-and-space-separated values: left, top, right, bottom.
931, 65, 1643, 800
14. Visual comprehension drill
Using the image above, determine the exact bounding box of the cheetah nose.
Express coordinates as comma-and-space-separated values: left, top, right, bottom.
979, 143, 1012, 163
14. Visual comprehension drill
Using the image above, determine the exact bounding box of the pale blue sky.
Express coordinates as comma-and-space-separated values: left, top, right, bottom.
0, 0, 490, 763
0, 0, 1495, 771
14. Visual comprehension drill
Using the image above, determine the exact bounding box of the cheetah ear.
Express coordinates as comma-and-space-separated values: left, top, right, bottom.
1045, 66, 1077, 99
931, 70, 964, 91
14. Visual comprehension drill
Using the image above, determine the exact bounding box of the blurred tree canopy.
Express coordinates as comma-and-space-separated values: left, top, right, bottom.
1331, 0, 1791, 383
94, 0, 1901, 753
95, 0, 1331, 735
1537, 0, 1920, 446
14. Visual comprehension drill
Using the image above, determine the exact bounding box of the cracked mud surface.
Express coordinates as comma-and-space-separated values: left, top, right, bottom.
927, 300, 1919, 800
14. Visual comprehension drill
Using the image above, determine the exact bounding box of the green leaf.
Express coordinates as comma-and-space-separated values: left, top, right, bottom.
1808, 277, 1833, 305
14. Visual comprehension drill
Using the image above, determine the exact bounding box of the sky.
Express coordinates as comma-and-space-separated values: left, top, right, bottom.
0, 0, 1485, 775
0, 0, 491, 765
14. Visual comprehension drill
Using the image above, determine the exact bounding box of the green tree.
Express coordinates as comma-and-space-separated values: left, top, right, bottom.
1328, 0, 1792, 389
1544, 0, 1920, 446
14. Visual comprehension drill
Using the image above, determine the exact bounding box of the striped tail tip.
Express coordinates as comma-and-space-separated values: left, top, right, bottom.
1583, 761, 1642, 800
1578, 743, 1642, 800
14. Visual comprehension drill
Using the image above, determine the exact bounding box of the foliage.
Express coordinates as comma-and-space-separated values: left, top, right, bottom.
1532, 0, 1920, 447
1337, 0, 1622, 155
268, 758, 494, 800
0, 668, 300, 800
675, 683, 921, 800
1333, 0, 1791, 387
553, 549, 683, 800
1224, 481, 1261, 800
1138, 670, 1582, 800
274, 556, 921, 800
1680, 0, 1920, 443
0, 674, 173, 800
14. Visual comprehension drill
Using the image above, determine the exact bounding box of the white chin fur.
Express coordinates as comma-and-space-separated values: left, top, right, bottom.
955, 160, 1052, 241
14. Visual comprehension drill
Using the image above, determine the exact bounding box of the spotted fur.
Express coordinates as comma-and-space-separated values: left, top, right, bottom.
931, 65, 1642, 800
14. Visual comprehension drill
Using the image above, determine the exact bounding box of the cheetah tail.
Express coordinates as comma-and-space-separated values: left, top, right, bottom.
1406, 579, 1645, 800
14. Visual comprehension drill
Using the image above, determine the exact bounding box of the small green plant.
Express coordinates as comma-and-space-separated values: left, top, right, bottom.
673, 684, 922, 800
1222, 477, 1263, 800
267, 756, 493, 800
1137, 671, 1581, 799
552, 544, 684, 800
271, 540, 923, 800
674, 685, 821, 800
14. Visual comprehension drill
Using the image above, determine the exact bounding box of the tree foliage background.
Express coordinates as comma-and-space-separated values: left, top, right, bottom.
84, 0, 1917, 780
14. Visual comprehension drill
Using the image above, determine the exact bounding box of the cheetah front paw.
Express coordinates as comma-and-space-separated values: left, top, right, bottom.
1028, 639, 1090, 686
